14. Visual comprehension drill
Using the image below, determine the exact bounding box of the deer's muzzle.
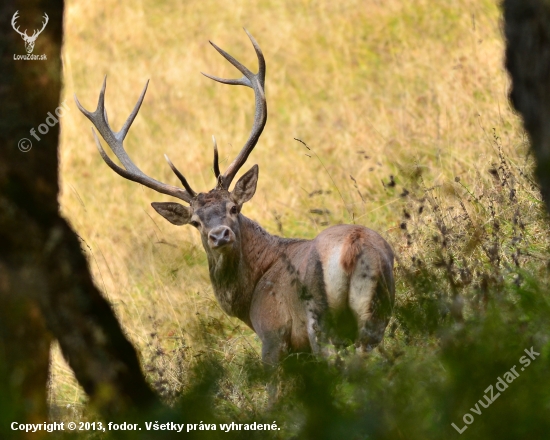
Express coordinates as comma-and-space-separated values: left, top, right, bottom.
208, 226, 235, 249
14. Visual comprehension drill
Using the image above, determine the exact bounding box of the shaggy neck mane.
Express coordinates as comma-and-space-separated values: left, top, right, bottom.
206, 214, 303, 326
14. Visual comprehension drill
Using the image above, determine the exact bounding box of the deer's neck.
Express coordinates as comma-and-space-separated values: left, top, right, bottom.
206, 215, 298, 325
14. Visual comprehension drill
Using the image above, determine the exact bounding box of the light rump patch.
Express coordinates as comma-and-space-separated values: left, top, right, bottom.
322, 244, 348, 311
340, 228, 369, 275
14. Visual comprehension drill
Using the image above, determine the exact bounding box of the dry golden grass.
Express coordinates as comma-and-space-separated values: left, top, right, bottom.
52, 0, 531, 409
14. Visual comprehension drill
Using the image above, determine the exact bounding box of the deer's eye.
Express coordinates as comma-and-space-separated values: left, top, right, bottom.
189, 220, 200, 228
230, 205, 238, 215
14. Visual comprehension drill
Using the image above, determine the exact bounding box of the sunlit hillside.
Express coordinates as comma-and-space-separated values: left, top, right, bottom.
53, 0, 548, 425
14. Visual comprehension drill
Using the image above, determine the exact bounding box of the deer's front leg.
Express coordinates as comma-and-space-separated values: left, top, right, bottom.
253, 308, 291, 403
250, 285, 293, 365
258, 331, 290, 405
260, 330, 290, 365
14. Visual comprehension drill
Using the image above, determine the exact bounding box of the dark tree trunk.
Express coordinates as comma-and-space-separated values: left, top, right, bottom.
0, 0, 159, 426
503, 0, 550, 214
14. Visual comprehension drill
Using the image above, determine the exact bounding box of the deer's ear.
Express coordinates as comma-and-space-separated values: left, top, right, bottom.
151, 202, 192, 226
231, 165, 259, 205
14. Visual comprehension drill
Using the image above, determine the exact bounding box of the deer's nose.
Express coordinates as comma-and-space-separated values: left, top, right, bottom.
208, 226, 235, 249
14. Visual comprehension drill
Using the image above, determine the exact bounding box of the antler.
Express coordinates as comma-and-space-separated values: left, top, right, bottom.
202, 29, 267, 190
11, 11, 49, 40
74, 76, 196, 203
11, 11, 27, 38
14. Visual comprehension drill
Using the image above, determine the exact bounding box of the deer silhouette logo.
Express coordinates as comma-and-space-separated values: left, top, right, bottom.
11, 11, 49, 54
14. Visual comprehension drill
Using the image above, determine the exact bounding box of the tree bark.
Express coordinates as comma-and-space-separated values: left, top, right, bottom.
0, 0, 159, 425
503, 0, 550, 214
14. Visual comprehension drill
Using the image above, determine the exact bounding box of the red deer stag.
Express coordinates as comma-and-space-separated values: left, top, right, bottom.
75, 30, 395, 364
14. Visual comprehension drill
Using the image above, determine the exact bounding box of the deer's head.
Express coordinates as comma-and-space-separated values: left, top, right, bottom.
74, 30, 266, 256
152, 165, 258, 253
11, 11, 49, 54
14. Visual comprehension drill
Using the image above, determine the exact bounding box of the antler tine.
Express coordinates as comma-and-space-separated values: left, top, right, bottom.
202, 29, 267, 190
244, 29, 266, 83
202, 42, 253, 87
11, 11, 26, 37
164, 155, 197, 197
212, 135, 221, 178
74, 76, 195, 203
